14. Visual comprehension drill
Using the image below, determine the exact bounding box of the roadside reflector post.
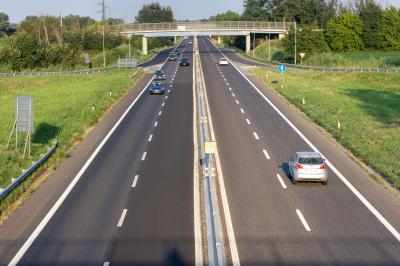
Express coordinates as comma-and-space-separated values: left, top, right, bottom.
302, 98, 305, 105
337, 120, 341, 130
92, 104, 95, 111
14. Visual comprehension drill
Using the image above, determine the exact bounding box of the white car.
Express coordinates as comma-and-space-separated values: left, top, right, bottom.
288, 151, 328, 185
219, 57, 229, 66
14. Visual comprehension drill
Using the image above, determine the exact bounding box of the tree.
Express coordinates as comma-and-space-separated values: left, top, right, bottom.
378, 7, 400, 50
242, 0, 270, 21
210, 11, 241, 21
356, 0, 382, 49
0, 12, 10, 36
135, 3, 174, 23
282, 26, 330, 63
326, 12, 364, 51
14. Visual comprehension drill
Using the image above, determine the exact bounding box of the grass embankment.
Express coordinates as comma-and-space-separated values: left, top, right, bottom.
252, 68, 400, 188
0, 69, 143, 214
249, 40, 400, 68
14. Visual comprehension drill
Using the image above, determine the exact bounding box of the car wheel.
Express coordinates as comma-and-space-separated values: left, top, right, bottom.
322, 181, 328, 185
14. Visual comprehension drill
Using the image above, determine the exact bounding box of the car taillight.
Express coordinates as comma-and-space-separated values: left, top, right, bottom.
320, 164, 327, 170
295, 164, 303, 169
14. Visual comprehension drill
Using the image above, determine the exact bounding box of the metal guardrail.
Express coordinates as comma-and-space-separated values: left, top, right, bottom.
116, 59, 137, 68
0, 141, 58, 200
231, 47, 400, 73
110, 21, 293, 34
194, 38, 227, 266
0, 68, 112, 78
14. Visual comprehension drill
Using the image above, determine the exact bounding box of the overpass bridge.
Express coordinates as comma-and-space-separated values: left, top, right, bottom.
109, 21, 293, 54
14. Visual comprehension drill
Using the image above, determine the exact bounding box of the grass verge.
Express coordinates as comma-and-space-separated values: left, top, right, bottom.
251, 68, 400, 188
0, 68, 143, 221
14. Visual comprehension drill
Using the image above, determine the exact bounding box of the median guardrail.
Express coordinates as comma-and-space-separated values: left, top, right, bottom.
0, 141, 58, 201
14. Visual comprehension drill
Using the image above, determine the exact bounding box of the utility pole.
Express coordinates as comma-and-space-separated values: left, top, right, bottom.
98, 0, 108, 68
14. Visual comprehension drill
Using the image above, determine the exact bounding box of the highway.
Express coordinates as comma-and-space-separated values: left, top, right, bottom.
197, 36, 400, 265
0, 36, 399, 266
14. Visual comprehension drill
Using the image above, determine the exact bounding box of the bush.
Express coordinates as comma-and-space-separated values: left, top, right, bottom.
326, 13, 364, 51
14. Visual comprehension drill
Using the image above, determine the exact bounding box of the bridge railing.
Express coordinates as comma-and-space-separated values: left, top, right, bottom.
109, 21, 293, 33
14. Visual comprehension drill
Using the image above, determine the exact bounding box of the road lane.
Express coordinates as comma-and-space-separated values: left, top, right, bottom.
199, 36, 400, 265
105, 40, 195, 265
8, 42, 187, 266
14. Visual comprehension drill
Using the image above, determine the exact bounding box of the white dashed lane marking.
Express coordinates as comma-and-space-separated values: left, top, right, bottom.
253, 132, 259, 140
148, 134, 153, 142
132, 175, 139, 188
246, 119, 251, 125
263, 149, 271, 160
296, 209, 311, 232
276, 173, 287, 188
117, 209, 128, 227
240, 108, 245, 114
141, 152, 147, 161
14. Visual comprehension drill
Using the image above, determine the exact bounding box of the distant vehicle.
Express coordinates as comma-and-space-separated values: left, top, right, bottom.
179, 57, 190, 66
219, 57, 229, 66
288, 152, 328, 185
188, 40, 193, 45
168, 54, 177, 61
149, 82, 166, 94
154, 70, 166, 80
175, 50, 181, 55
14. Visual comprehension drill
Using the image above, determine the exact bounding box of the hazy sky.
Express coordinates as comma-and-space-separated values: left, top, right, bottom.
2, 0, 399, 23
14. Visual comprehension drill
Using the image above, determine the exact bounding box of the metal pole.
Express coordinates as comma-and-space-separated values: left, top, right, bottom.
128, 35, 131, 59
103, 25, 106, 67
269, 32, 271, 61
294, 21, 297, 65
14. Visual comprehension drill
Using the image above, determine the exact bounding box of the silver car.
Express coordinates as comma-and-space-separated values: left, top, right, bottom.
288, 152, 328, 185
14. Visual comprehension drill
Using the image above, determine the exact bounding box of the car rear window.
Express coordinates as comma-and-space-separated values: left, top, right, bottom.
298, 157, 323, 165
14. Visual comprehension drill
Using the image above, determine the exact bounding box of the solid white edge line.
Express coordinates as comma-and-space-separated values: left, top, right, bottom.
199, 37, 241, 265
262, 149, 271, 160
253, 132, 259, 140
7, 47, 177, 265
132, 175, 139, 188
209, 38, 400, 242
246, 119, 251, 125
276, 173, 287, 189
148, 134, 153, 142
296, 209, 311, 232
141, 152, 147, 161
117, 209, 128, 227
192, 44, 203, 265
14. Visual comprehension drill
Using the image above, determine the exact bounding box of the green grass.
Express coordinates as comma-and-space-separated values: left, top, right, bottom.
303, 51, 400, 68
0, 69, 143, 191
250, 40, 400, 68
252, 68, 400, 188
250, 40, 285, 62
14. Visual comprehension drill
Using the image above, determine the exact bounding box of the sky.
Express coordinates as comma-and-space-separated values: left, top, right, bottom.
2, 0, 400, 24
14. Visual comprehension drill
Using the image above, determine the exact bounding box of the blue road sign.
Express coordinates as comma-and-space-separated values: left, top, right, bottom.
278, 64, 286, 73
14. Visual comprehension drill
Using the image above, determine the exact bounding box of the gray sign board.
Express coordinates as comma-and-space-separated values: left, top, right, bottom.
15, 96, 34, 133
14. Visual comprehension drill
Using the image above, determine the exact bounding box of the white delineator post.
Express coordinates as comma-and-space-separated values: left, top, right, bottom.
142, 36, 148, 55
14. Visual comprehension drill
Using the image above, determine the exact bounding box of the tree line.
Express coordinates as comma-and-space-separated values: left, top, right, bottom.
211, 0, 400, 63
0, 2, 174, 71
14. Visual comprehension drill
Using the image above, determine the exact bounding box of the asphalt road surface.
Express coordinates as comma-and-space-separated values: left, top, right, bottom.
198, 36, 400, 265
1, 36, 400, 266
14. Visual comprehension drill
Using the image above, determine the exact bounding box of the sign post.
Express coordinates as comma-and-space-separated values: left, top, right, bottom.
299, 52, 306, 65
278, 64, 286, 88
6, 96, 34, 158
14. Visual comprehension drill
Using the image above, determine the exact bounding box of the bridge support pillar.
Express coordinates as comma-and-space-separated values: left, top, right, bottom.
278, 33, 285, 40
142, 36, 148, 55
217, 36, 221, 44
246, 33, 251, 53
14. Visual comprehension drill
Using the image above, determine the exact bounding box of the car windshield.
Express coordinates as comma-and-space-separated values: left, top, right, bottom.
155, 71, 164, 75
298, 157, 324, 165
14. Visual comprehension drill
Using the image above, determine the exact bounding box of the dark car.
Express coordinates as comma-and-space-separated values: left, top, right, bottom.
175, 50, 181, 55
149, 82, 166, 94
179, 57, 190, 66
154, 70, 166, 80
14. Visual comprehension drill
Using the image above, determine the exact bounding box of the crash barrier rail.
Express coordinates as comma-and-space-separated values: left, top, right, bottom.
110, 21, 293, 34
230, 47, 400, 73
194, 38, 227, 266
0, 68, 112, 78
0, 141, 58, 200
117, 59, 137, 68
